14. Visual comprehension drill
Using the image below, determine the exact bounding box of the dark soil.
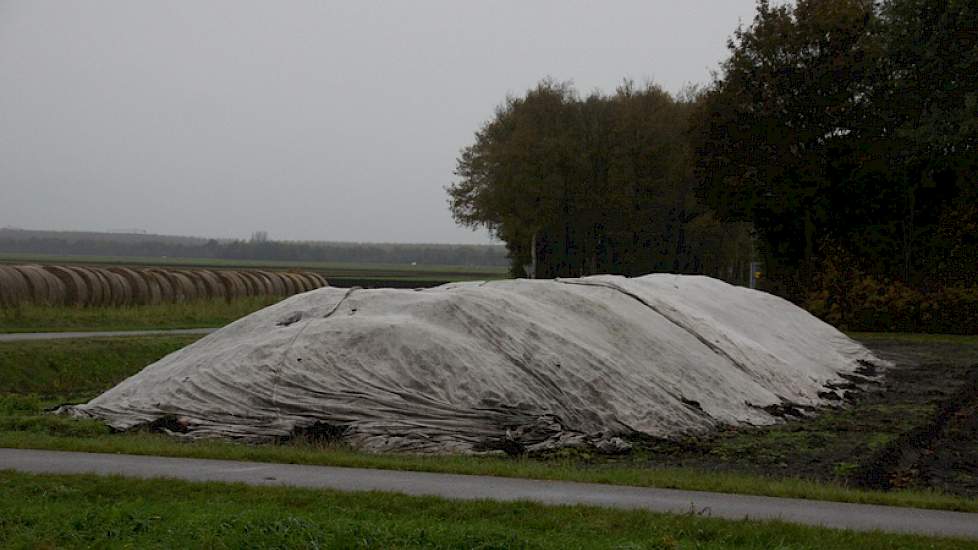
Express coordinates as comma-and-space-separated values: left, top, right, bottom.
851, 344, 978, 496
580, 337, 978, 497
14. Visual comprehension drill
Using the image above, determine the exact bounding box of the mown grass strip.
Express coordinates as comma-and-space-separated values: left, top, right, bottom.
0, 470, 970, 549
0, 336, 200, 396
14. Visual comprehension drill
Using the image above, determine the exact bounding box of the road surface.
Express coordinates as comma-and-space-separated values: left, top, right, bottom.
1, 448, 976, 539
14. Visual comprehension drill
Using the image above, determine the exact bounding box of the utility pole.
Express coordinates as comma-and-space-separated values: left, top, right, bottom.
748, 227, 760, 290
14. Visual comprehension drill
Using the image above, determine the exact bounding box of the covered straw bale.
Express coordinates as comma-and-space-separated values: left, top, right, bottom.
242, 271, 263, 296
42, 266, 89, 306
66, 267, 104, 306
306, 272, 328, 288
166, 271, 197, 302
256, 271, 284, 296
13, 265, 65, 305
178, 270, 208, 300
195, 270, 226, 301
0, 265, 30, 306
146, 270, 175, 303
274, 272, 296, 296
89, 267, 128, 306
216, 271, 247, 300
136, 269, 163, 305
284, 272, 309, 293
109, 267, 150, 305
292, 273, 316, 292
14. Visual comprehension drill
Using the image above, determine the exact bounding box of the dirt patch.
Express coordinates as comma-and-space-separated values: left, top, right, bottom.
570, 338, 978, 497
854, 363, 978, 495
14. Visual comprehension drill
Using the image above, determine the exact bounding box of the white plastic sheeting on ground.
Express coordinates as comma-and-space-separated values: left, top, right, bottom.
62, 274, 888, 454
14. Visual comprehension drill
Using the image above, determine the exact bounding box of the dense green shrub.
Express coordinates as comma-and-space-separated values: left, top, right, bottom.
926, 287, 978, 335
805, 249, 978, 334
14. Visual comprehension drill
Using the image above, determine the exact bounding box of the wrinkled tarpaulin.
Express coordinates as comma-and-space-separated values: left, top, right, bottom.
62, 274, 888, 453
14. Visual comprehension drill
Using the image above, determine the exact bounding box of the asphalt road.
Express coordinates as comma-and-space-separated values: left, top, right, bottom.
2, 448, 977, 539
0, 328, 216, 342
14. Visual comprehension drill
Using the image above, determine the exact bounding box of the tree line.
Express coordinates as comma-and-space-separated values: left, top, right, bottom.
448, 81, 754, 283
694, 0, 976, 299
448, 0, 976, 330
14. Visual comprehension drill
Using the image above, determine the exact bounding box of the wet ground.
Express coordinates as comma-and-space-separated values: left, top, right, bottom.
581, 337, 978, 497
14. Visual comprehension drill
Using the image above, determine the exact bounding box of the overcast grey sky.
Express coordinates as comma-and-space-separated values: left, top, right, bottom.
1, 1, 759, 244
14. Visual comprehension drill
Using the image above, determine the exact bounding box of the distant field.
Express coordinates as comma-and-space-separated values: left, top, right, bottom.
0, 253, 509, 282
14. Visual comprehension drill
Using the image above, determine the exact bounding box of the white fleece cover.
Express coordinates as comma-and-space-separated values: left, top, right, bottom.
64, 274, 887, 453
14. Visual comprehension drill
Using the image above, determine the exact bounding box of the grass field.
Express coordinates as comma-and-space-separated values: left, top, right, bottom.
2, 335, 978, 514
0, 297, 279, 333
4, 471, 968, 549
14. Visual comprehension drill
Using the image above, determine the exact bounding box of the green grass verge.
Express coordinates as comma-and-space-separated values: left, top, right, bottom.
2, 336, 978, 514
0, 471, 969, 549
0, 298, 277, 333
0, 336, 200, 397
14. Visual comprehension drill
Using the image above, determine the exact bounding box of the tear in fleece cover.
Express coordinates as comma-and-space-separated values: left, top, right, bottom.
61, 274, 888, 454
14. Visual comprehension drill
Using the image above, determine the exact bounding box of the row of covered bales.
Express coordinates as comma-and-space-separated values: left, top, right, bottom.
0, 264, 327, 307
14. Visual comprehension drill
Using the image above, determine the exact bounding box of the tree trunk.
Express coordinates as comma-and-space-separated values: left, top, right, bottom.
530, 231, 537, 279
903, 186, 916, 283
